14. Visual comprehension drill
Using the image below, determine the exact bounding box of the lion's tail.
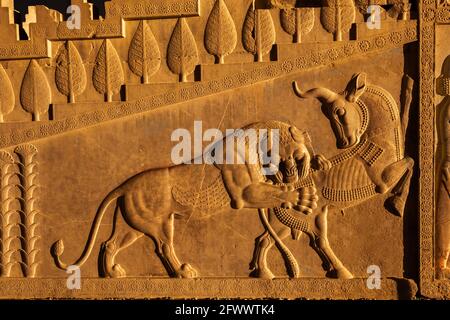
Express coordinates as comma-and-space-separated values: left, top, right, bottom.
51, 187, 123, 271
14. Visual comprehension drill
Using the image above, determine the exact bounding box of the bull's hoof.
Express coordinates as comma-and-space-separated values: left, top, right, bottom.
249, 268, 275, 280
327, 268, 354, 279
336, 268, 354, 279
386, 196, 405, 217
175, 263, 198, 278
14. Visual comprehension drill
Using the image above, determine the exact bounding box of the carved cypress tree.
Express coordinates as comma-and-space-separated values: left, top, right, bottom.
321, 0, 355, 41
55, 41, 87, 103
242, 5, 276, 62
167, 18, 199, 82
93, 39, 124, 102
128, 21, 161, 84
0, 63, 15, 123
280, 8, 314, 43
20, 60, 52, 121
204, 0, 237, 64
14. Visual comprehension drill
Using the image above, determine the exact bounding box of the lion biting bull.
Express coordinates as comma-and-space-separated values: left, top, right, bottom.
51, 73, 413, 280
51, 120, 324, 278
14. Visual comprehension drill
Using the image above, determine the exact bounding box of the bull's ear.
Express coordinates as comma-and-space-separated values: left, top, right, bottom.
345, 73, 367, 102
289, 126, 304, 143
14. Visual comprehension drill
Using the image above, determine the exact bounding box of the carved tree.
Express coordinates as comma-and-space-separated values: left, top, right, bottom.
242, 5, 276, 62
93, 39, 124, 102
128, 20, 161, 84
0, 63, 15, 123
167, 18, 199, 82
55, 41, 87, 103
320, 0, 355, 41
20, 60, 51, 121
204, 0, 237, 64
280, 8, 315, 43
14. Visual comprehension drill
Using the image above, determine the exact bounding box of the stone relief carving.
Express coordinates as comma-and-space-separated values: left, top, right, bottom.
128, 21, 161, 84
0, 0, 442, 300
242, 4, 276, 62
0, 63, 15, 122
51, 121, 321, 278
321, 0, 356, 41
0, 150, 16, 277
280, 7, 314, 44
436, 55, 450, 280
20, 60, 52, 121
55, 41, 87, 103
93, 39, 124, 102
204, 0, 237, 64
251, 73, 414, 279
0, 144, 40, 278
167, 18, 199, 82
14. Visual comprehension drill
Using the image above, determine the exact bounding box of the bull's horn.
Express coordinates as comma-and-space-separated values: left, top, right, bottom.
292, 81, 338, 104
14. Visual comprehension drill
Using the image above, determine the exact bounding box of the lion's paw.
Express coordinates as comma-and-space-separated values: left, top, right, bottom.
176, 263, 198, 278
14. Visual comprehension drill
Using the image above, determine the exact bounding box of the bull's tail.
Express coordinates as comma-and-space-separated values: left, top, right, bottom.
401, 75, 414, 141
51, 187, 123, 271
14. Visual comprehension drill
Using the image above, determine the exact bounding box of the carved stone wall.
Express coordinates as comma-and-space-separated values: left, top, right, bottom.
0, 0, 445, 299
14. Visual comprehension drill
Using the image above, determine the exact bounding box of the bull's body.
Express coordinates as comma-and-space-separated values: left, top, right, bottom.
251, 73, 414, 279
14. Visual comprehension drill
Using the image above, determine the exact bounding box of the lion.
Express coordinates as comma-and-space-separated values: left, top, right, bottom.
51, 121, 323, 278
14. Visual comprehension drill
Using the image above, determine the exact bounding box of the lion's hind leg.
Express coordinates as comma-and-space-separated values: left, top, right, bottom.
100, 204, 144, 278
149, 213, 199, 278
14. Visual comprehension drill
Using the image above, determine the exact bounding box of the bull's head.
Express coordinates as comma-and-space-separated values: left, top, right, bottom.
293, 73, 368, 149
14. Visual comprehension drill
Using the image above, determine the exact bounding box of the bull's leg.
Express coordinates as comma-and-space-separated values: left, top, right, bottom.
100, 206, 144, 278
373, 157, 414, 217
312, 206, 354, 279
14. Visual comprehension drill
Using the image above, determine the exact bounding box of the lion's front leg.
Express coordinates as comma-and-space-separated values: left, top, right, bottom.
221, 165, 303, 210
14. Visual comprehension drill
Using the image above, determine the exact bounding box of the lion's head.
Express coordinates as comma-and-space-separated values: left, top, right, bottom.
250, 121, 311, 184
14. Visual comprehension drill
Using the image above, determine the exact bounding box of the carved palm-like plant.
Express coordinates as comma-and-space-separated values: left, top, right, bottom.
93, 39, 124, 102
204, 0, 237, 64
321, 0, 356, 41
242, 5, 276, 62
280, 8, 314, 43
20, 60, 51, 121
55, 41, 87, 103
128, 21, 161, 84
15, 145, 40, 278
0, 64, 15, 123
167, 18, 199, 82
0, 151, 17, 277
